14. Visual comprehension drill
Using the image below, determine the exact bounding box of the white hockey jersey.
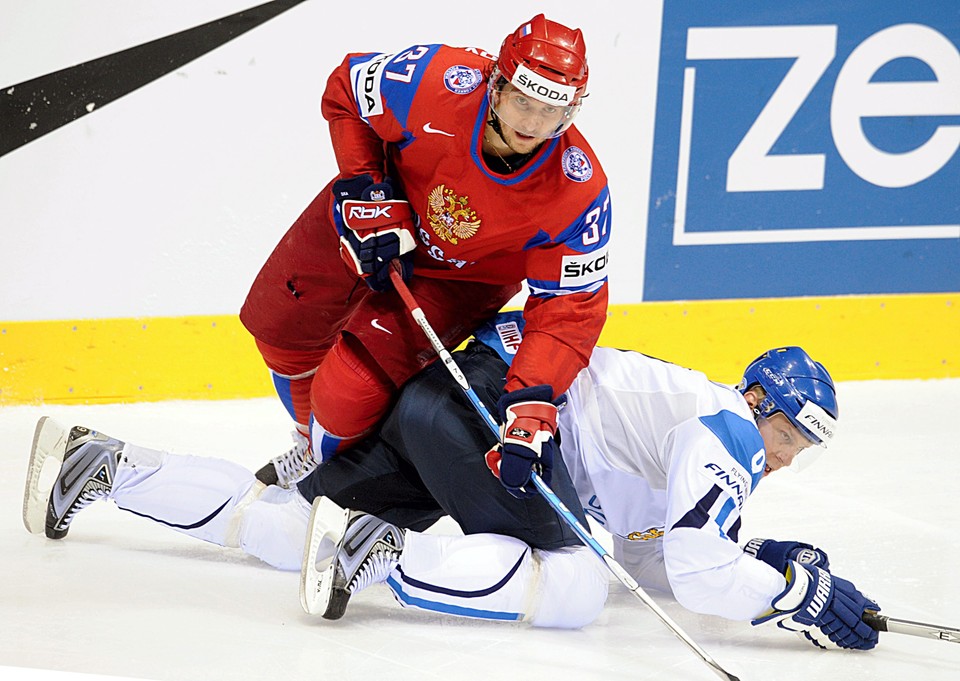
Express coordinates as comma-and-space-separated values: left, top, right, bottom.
558, 347, 788, 621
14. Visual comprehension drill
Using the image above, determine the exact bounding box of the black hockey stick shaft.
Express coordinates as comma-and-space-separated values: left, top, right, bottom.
863, 609, 960, 644
388, 263, 741, 681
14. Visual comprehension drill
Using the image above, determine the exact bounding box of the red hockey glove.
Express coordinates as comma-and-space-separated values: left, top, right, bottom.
334, 175, 417, 292
493, 385, 558, 499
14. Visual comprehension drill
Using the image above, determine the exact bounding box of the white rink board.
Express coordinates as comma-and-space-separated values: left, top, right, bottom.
1, 379, 958, 681
0, 0, 659, 319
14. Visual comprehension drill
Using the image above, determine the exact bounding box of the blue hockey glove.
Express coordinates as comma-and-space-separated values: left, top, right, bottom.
333, 175, 416, 292
744, 538, 830, 573
493, 385, 558, 499
752, 561, 880, 650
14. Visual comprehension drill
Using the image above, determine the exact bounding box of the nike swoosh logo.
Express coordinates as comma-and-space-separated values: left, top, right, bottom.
422, 122, 455, 137
0, 0, 308, 157
371, 319, 393, 334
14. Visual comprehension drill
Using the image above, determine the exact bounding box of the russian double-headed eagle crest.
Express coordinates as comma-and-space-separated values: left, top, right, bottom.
427, 185, 480, 244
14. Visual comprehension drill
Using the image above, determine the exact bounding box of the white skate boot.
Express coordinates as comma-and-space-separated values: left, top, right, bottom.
255, 430, 315, 488
300, 497, 405, 620
23, 417, 125, 539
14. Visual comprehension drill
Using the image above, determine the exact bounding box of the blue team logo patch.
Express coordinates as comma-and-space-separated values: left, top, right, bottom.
444, 65, 483, 94
562, 146, 593, 182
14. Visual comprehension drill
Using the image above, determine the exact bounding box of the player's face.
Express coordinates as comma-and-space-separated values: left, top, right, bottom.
492, 84, 569, 151
757, 413, 813, 476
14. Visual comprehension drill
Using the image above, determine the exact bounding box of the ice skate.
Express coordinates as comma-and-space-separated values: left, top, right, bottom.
300, 497, 405, 620
255, 430, 315, 488
23, 417, 125, 539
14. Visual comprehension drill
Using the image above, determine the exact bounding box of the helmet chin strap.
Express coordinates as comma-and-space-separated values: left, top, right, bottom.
484, 84, 544, 173
488, 113, 510, 147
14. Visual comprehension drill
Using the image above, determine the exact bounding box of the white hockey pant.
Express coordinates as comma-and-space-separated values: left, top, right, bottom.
107, 447, 608, 627
110, 444, 313, 570
387, 532, 609, 629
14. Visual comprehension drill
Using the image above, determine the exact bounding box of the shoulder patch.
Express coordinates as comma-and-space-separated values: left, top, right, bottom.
350, 52, 394, 118
444, 65, 484, 94
473, 311, 525, 365
562, 146, 594, 182
698, 410, 765, 492
698, 462, 750, 510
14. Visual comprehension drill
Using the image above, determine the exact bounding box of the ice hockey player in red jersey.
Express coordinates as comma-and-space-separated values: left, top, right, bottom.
240, 14, 612, 489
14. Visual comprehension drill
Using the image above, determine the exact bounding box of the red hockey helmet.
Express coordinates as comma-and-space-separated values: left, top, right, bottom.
488, 14, 589, 138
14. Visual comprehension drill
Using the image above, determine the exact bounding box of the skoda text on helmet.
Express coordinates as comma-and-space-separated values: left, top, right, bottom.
488, 14, 589, 140
738, 347, 839, 447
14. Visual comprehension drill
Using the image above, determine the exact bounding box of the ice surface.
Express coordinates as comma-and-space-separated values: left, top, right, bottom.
2, 380, 958, 681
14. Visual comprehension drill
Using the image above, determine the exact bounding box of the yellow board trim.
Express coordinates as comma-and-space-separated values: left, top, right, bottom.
599, 293, 957, 384
0, 316, 272, 405
1, 293, 956, 405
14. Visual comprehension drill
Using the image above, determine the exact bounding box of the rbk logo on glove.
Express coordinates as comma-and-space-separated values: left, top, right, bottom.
342, 200, 414, 231
333, 175, 417, 292
347, 204, 394, 220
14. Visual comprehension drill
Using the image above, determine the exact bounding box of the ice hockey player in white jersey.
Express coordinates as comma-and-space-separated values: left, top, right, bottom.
477, 313, 879, 650
553, 338, 878, 648
22, 312, 880, 650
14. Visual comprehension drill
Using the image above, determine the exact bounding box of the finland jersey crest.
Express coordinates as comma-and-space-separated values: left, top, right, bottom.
562, 146, 593, 182
444, 65, 483, 94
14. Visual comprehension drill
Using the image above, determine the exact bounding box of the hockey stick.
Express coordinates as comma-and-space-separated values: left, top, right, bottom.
863, 610, 960, 644
388, 263, 740, 681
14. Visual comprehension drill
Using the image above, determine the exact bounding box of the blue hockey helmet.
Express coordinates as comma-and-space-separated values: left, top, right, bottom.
738, 347, 838, 447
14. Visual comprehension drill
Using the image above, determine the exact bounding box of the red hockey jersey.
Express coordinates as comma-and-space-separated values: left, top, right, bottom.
321, 44, 612, 397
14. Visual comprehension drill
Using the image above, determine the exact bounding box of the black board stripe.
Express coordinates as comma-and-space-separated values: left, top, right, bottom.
0, 0, 309, 157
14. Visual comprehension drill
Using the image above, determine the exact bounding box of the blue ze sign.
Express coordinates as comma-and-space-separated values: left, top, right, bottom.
644, 1, 960, 301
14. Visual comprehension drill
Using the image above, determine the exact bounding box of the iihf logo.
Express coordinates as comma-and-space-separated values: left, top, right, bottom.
495, 321, 522, 354
562, 146, 593, 183
444, 65, 483, 95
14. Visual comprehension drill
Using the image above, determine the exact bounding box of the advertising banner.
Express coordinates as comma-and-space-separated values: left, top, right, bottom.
645, 1, 959, 300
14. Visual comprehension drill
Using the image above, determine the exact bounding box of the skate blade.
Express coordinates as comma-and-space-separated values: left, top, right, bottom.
22, 417, 69, 534
299, 497, 349, 615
